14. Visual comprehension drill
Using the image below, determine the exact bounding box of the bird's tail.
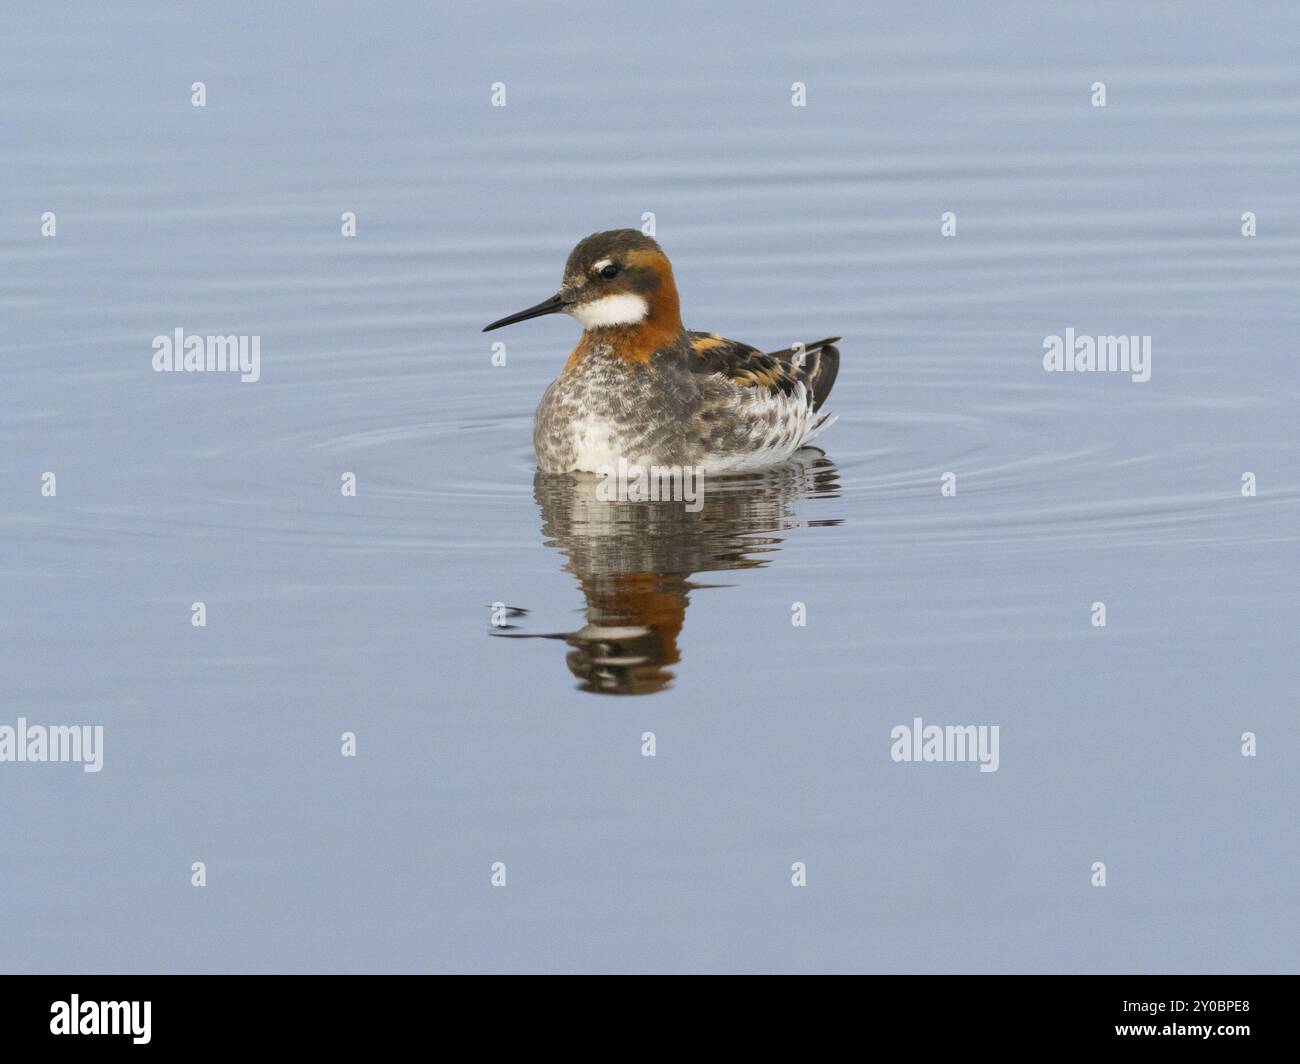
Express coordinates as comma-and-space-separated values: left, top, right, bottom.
767, 336, 840, 412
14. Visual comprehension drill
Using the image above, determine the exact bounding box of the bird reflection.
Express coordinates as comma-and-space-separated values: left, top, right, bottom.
495, 453, 841, 695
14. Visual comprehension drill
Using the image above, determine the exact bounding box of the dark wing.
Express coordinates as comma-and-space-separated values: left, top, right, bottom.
686, 332, 841, 411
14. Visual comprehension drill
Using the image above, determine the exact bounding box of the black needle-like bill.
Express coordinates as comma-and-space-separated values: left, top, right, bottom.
482, 293, 568, 332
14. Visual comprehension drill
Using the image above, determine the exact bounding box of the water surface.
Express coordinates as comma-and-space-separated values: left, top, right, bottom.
2, 1, 1297, 972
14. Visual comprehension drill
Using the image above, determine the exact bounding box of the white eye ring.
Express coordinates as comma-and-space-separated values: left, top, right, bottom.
592, 259, 613, 273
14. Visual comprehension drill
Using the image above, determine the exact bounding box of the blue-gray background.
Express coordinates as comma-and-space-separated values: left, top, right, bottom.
2, 1, 1297, 972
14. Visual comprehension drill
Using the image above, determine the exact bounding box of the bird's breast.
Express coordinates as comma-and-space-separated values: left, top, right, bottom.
534, 354, 689, 474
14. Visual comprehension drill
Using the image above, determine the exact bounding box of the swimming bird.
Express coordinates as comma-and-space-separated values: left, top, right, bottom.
483, 229, 840, 474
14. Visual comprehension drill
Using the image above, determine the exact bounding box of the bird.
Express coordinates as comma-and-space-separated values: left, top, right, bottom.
483, 229, 840, 474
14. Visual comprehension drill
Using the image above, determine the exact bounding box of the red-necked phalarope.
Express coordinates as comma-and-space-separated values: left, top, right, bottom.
483, 229, 840, 474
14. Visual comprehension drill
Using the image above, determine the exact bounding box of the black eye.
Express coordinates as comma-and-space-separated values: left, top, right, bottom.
599, 263, 619, 279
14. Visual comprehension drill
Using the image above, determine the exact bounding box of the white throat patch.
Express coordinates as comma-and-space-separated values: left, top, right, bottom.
569, 294, 650, 329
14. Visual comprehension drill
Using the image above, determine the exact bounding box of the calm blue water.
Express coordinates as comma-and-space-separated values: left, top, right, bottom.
1, 1, 1297, 972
